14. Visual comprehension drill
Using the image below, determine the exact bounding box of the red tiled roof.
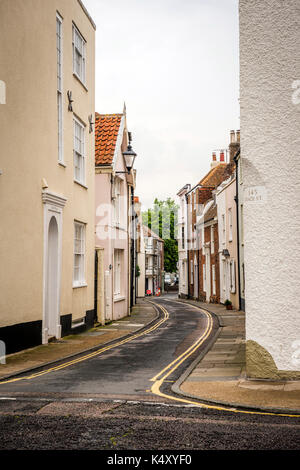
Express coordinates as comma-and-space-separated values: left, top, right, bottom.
199, 162, 235, 188
95, 112, 123, 165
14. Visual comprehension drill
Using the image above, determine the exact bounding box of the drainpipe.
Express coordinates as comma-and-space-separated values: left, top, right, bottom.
233, 149, 241, 311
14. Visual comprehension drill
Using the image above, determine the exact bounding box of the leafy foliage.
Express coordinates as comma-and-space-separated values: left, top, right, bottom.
142, 198, 179, 273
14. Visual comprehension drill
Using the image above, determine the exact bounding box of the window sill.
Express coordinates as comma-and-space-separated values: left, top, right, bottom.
74, 179, 88, 190
114, 295, 125, 303
73, 72, 88, 92
73, 282, 87, 289
58, 161, 66, 168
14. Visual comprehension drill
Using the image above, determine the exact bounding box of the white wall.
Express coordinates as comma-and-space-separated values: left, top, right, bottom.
240, 0, 300, 373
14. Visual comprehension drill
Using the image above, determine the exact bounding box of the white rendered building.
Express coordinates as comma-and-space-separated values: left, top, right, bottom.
240, 0, 300, 379
177, 184, 191, 298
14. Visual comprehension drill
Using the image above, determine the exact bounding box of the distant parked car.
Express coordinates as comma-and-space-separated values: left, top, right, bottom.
164, 274, 171, 285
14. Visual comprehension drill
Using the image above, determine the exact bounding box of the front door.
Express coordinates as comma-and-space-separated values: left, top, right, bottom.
42, 190, 66, 343
45, 216, 59, 339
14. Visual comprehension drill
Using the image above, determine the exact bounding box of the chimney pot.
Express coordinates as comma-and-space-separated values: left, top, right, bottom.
230, 130, 235, 143
220, 150, 225, 162
236, 130, 240, 143
212, 152, 217, 161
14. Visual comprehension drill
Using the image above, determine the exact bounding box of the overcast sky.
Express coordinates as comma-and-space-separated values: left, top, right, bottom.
84, 0, 240, 209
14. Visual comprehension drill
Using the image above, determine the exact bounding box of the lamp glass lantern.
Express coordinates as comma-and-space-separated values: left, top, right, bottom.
122, 145, 137, 174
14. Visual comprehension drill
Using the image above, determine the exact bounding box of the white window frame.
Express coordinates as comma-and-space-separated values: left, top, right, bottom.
212, 264, 216, 296
72, 23, 86, 85
223, 260, 226, 292
230, 259, 236, 293
73, 221, 86, 287
211, 225, 214, 254
114, 249, 123, 298
228, 208, 233, 242
190, 260, 194, 284
73, 116, 86, 185
222, 214, 226, 245
56, 13, 63, 164
240, 204, 244, 245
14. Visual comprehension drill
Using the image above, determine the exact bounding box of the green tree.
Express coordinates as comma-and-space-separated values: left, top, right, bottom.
142, 198, 179, 273
164, 239, 178, 273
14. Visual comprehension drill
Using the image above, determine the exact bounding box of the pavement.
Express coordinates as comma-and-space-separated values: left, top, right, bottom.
175, 298, 300, 415
0, 295, 299, 415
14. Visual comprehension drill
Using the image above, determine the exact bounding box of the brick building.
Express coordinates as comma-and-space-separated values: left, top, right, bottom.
183, 133, 237, 304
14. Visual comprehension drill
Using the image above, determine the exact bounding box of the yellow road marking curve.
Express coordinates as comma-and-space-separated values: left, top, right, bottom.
150, 300, 300, 419
0, 301, 168, 385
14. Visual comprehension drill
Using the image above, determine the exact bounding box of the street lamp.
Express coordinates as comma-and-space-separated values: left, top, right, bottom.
123, 144, 137, 173
116, 132, 137, 175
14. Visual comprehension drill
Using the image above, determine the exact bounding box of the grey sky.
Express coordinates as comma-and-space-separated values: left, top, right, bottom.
84, 0, 240, 209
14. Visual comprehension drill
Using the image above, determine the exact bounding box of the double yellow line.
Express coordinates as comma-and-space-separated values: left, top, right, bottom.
150, 303, 213, 397
0, 302, 169, 385
149, 301, 300, 419
1, 298, 299, 419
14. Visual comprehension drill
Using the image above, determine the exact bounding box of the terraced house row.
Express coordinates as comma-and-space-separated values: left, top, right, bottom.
177, 130, 243, 310
177, 0, 300, 381
0, 0, 155, 355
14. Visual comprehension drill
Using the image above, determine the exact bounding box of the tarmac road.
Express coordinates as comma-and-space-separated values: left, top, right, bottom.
0, 296, 299, 451
0, 297, 218, 400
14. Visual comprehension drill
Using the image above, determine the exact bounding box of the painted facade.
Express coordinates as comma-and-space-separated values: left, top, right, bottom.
240, 0, 300, 378
216, 176, 239, 309
95, 110, 136, 321
177, 184, 190, 299
134, 197, 146, 299
0, 0, 96, 353
234, 149, 245, 311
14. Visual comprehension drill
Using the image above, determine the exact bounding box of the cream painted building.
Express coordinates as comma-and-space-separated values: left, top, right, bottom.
240, 0, 300, 379
0, 0, 96, 353
95, 110, 137, 321
177, 184, 190, 299
216, 175, 239, 309
134, 197, 146, 299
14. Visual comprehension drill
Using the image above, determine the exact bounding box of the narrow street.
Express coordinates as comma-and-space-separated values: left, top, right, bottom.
0, 295, 298, 451
0, 296, 217, 400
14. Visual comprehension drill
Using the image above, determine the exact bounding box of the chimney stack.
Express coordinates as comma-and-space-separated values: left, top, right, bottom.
229, 129, 240, 162
230, 130, 236, 144
210, 151, 218, 168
